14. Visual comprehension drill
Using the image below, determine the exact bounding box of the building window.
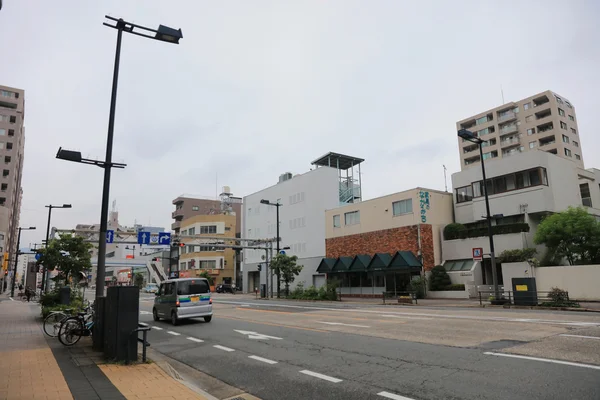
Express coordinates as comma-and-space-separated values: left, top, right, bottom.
565, 101, 572, 108
4, 156, 10, 164
527, 128, 535, 135
9, 116, 16, 123
523, 103, 530, 110
392, 199, 413, 216
181, 229, 187, 236
571, 128, 577, 135
199, 260, 217, 269
564, 148, 572, 157
333, 215, 340, 228
555, 95, 563, 104
573, 141, 579, 147
575, 154, 581, 161
568, 115, 575, 121
580, 183, 592, 207
2, 170, 8, 177
188, 227, 196, 235
560, 121, 567, 130
192, 206, 199, 211
455, 186, 473, 203
344, 211, 360, 226
7, 129, 13, 137
0, 198, 5, 206
562, 134, 570, 143
6, 143, 12, 150
0, 90, 15, 98
0, 143, 4, 150
529, 141, 537, 149
200, 225, 217, 234
472, 167, 548, 198
0, 184, 6, 192
0, 129, 4, 136
558, 108, 565, 117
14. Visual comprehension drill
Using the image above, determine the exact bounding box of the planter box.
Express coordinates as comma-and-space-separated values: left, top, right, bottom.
426, 290, 470, 299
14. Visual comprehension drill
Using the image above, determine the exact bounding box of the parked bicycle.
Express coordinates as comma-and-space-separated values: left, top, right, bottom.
43, 308, 75, 337
58, 305, 95, 346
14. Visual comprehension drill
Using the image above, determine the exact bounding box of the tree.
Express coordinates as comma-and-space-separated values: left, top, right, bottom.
269, 254, 303, 296
534, 207, 600, 265
429, 265, 451, 291
199, 271, 214, 285
134, 273, 145, 289
37, 234, 93, 287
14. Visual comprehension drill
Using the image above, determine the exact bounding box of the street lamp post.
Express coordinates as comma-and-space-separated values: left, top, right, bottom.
457, 129, 502, 303
56, 16, 182, 300
10, 226, 36, 297
260, 199, 282, 297
41, 204, 72, 293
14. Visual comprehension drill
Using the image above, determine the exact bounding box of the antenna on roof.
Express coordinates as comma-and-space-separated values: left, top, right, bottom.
501, 85, 505, 104
443, 165, 448, 192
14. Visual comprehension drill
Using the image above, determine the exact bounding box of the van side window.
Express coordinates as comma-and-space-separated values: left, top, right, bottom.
164, 283, 174, 295
157, 284, 163, 295
177, 280, 210, 295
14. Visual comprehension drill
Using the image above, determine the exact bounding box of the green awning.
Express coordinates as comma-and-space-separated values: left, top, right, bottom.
331, 257, 353, 273
388, 251, 422, 271
367, 253, 392, 271
348, 255, 371, 272
316, 258, 337, 273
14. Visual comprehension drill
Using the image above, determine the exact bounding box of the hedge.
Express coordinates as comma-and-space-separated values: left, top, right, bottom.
497, 248, 537, 263
444, 223, 530, 240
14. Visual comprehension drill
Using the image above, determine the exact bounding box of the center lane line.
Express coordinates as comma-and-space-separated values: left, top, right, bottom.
378, 391, 415, 400
187, 337, 204, 343
317, 322, 370, 328
213, 345, 235, 352
559, 334, 600, 340
150, 326, 163, 330
248, 355, 278, 364
166, 331, 181, 336
299, 370, 343, 383
484, 352, 600, 370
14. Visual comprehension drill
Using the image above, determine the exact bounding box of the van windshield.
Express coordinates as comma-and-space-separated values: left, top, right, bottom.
177, 280, 210, 295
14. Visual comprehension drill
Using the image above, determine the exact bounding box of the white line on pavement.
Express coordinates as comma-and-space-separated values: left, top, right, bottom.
187, 337, 204, 343
8, 297, 13, 301
214, 345, 235, 352
151, 326, 163, 330
317, 321, 370, 328
559, 334, 600, 340
378, 391, 415, 400
166, 331, 181, 336
248, 355, 278, 364
484, 352, 600, 370
381, 314, 433, 320
299, 370, 343, 383
140, 311, 151, 315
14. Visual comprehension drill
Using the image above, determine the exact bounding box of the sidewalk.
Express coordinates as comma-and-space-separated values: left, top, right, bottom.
0, 294, 211, 400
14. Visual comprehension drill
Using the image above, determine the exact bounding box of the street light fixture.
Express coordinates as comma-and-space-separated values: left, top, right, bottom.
457, 128, 503, 304
41, 204, 72, 293
57, 16, 182, 302
11, 226, 36, 297
260, 199, 282, 297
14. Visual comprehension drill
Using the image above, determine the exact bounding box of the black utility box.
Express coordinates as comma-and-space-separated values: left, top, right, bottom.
104, 286, 139, 362
59, 287, 71, 305
512, 277, 538, 306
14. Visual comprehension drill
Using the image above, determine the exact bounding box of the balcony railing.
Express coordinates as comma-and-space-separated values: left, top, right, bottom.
539, 140, 556, 147
498, 111, 516, 122
500, 125, 518, 135
500, 138, 520, 148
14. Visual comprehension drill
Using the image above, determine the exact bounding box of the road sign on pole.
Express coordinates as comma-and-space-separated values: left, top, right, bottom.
137, 231, 150, 245
472, 247, 483, 261
158, 232, 171, 245
279, 250, 286, 255
106, 230, 114, 243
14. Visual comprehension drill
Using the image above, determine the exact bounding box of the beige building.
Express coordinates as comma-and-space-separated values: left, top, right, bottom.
172, 189, 242, 235
0, 85, 25, 283
457, 90, 583, 170
177, 214, 237, 286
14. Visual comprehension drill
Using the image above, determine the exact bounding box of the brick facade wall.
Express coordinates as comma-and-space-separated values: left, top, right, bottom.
325, 224, 435, 271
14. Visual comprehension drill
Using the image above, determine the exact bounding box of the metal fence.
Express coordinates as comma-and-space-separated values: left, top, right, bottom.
477, 290, 569, 306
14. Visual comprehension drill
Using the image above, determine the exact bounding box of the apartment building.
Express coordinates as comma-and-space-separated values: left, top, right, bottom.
172, 188, 242, 235
457, 90, 583, 170
177, 214, 237, 286
0, 85, 25, 283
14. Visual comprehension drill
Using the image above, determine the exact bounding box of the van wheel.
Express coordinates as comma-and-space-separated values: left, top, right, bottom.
171, 311, 178, 326
152, 308, 160, 321
204, 316, 212, 323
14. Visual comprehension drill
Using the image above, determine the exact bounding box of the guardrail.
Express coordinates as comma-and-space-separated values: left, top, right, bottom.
477, 290, 570, 306
130, 322, 152, 363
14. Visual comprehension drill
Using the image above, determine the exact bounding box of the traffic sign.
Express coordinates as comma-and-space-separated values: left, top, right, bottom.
158, 232, 171, 245
137, 231, 150, 245
472, 247, 483, 261
35, 253, 41, 261
279, 250, 286, 255
106, 230, 114, 244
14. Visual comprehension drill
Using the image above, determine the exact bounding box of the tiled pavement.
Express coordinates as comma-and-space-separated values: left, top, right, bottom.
0, 295, 209, 400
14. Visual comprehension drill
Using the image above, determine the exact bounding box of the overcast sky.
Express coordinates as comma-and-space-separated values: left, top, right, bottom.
2, 0, 599, 247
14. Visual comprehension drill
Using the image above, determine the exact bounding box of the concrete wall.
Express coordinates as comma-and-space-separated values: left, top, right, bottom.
442, 233, 526, 261
242, 256, 325, 293
534, 265, 600, 301
426, 290, 470, 299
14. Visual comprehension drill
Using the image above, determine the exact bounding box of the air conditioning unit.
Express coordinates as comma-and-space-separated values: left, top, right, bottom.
278, 172, 293, 183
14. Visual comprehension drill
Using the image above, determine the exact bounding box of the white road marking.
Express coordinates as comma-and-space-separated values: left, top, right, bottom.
484, 352, 600, 370
140, 311, 151, 315
381, 314, 433, 320
560, 334, 600, 340
166, 331, 181, 336
151, 326, 163, 330
187, 337, 204, 343
215, 300, 600, 327
378, 391, 415, 400
248, 355, 278, 364
317, 322, 370, 328
9, 297, 14, 301
240, 304, 251, 307
299, 370, 342, 383
234, 329, 283, 340
214, 345, 235, 352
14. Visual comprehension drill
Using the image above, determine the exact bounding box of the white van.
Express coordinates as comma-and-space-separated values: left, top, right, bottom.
152, 278, 213, 325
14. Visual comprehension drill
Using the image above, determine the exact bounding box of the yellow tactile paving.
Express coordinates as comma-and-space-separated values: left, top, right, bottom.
99, 363, 206, 400
0, 348, 73, 400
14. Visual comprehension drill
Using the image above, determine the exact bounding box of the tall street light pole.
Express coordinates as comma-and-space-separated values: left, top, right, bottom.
56, 16, 182, 300
11, 226, 36, 297
260, 199, 282, 297
42, 204, 72, 293
457, 129, 502, 303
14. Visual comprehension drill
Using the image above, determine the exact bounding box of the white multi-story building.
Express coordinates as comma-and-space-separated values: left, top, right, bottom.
242, 152, 364, 293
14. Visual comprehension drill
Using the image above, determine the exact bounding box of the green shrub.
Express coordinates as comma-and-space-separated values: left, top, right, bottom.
497, 248, 537, 263
409, 277, 426, 299
39, 291, 61, 307
444, 284, 465, 291
429, 265, 451, 291
288, 282, 305, 299
302, 285, 318, 300
41, 300, 84, 318
443, 223, 467, 240
548, 287, 569, 303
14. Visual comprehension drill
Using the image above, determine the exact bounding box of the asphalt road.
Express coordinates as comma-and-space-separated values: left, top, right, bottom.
136, 294, 600, 400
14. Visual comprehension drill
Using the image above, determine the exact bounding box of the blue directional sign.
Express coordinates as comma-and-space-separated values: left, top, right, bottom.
158, 232, 171, 245
35, 252, 41, 261
137, 231, 150, 245
279, 250, 286, 255
106, 230, 114, 244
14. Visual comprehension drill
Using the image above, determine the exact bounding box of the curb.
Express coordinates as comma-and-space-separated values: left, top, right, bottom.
481, 304, 600, 313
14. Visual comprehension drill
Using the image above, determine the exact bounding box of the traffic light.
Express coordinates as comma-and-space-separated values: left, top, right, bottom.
179, 243, 185, 247
257, 264, 262, 272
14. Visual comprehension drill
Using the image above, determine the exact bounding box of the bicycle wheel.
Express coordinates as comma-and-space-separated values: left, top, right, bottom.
43, 312, 67, 337
58, 317, 83, 346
